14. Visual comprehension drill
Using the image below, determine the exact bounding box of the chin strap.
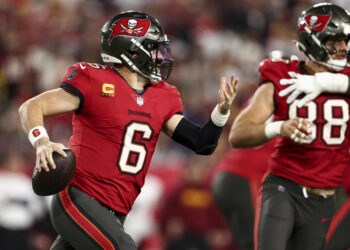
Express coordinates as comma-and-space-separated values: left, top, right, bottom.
320, 58, 348, 71
119, 54, 161, 83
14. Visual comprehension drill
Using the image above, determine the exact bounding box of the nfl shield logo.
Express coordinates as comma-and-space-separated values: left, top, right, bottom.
137, 96, 144, 106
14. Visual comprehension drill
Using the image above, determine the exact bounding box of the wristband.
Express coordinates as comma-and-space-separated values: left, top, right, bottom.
264, 121, 283, 139
315, 72, 348, 94
28, 126, 49, 147
210, 105, 230, 127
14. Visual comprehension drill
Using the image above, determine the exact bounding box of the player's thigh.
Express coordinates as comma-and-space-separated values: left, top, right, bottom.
255, 182, 294, 250
50, 186, 137, 250
212, 172, 256, 249
212, 172, 254, 215
290, 195, 334, 250
326, 216, 350, 250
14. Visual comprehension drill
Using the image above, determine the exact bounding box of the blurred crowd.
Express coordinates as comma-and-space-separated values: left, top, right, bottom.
1, 0, 350, 249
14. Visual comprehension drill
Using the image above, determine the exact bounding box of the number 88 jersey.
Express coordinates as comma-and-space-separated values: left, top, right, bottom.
259, 57, 350, 188
60, 62, 182, 214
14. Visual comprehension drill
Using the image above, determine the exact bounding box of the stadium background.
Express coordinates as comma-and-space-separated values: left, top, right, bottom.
1, 0, 349, 249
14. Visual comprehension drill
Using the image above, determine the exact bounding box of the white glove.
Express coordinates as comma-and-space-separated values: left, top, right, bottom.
279, 72, 349, 108
279, 72, 318, 107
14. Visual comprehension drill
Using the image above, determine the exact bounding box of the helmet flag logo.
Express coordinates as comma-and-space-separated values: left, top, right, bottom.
108, 18, 150, 44
299, 14, 331, 33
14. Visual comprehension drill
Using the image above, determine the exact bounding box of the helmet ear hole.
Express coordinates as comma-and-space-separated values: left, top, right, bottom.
143, 40, 157, 51
145, 61, 155, 71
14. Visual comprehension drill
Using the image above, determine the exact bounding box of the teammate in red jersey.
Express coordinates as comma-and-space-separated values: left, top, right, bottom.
212, 139, 274, 250
212, 94, 275, 250
229, 3, 350, 250
18, 11, 238, 250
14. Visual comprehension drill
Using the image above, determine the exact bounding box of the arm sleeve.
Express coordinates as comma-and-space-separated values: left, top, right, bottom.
172, 117, 224, 155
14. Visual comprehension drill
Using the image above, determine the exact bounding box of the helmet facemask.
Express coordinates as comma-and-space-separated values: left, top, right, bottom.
322, 35, 350, 70
139, 38, 173, 82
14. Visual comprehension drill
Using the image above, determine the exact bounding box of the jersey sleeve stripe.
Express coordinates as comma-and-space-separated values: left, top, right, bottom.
60, 82, 85, 112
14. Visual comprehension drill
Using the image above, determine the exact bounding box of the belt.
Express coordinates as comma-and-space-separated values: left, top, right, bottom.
300, 185, 335, 196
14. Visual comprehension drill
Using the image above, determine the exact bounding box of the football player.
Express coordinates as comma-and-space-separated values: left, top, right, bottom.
212, 138, 274, 250
229, 3, 350, 250
18, 11, 238, 250
212, 96, 276, 250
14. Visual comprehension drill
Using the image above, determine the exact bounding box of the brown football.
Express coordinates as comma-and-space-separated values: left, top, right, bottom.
32, 148, 76, 196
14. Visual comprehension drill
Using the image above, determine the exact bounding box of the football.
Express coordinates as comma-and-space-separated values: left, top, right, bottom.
32, 148, 76, 196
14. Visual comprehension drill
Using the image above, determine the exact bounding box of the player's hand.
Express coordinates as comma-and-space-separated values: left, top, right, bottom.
217, 74, 239, 115
279, 72, 320, 108
34, 138, 67, 172
281, 117, 312, 143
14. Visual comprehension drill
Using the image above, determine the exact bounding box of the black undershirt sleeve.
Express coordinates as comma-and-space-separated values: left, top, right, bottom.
171, 117, 224, 155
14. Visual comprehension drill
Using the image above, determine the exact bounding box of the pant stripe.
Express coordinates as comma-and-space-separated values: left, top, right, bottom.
326, 198, 350, 244
66, 187, 119, 248
254, 186, 263, 250
249, 178, 260, 214
59, 187, 115, 250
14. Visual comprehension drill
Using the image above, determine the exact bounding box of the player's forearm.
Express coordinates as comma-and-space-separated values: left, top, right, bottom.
18, 98, 45, 135
315, 72, 349, 94
229, 121, 269, 148
172, 118, 224, 155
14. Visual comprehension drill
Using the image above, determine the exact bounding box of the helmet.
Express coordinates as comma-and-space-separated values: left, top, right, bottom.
101, 11, 173, 82
296, 3, 350, 71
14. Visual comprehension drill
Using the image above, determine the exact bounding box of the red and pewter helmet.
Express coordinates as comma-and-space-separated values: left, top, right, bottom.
101, 11, 173, 82
296, 2, 350, 71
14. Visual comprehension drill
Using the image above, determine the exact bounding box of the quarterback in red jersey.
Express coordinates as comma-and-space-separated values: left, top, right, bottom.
18, 11, 238, 250
229, 3, 350, 250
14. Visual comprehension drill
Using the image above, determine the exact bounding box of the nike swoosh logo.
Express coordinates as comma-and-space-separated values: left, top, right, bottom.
321, 218, 330, 223
80, 63, 86, 69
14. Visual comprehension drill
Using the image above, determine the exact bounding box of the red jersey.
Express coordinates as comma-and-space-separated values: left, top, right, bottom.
259, 58, 350, 188
216, 139, 275, 182
216, 96, 274, 182
60, 62, 182, 214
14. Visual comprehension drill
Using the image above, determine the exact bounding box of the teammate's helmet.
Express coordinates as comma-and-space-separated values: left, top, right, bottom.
296, 3, 350, 71
101, 11, 173, 82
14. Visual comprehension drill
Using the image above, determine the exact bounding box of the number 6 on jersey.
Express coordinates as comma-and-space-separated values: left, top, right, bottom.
117, 121, 154, 175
